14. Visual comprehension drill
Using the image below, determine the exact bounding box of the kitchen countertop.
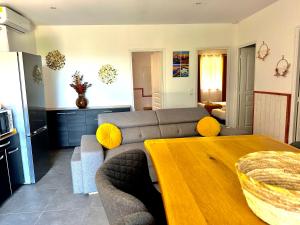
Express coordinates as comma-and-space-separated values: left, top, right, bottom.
0, 129, 17, 141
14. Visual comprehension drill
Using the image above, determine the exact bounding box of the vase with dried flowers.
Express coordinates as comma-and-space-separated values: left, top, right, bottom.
70, 71, 92, 109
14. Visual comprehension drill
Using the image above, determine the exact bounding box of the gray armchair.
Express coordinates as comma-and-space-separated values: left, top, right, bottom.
96, 149, 167, 225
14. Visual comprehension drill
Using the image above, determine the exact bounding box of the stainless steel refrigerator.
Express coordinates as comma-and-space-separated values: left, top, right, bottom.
0, 52, 51, 183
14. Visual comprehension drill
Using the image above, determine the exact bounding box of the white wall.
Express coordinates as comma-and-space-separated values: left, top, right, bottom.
236, 0, 300, 141
34, 24, 236, 110
36, 11, 300, 133
237, 0, 300, 93
0, 25, 10, 51
8, 28, 37, 53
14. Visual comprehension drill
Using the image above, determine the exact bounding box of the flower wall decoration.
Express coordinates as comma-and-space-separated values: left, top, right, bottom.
32, 65, 43, 84
46, 50, 66, 70
98, 64, 118, 84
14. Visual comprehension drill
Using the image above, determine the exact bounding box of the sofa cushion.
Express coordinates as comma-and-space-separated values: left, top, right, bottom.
197, 116, 221, 137
105, 142, 157, 182
121, 126, 161, 144
155, 107, 209, 125
96, 123, 122, 149
98, 111, 158, 128
159, 122, 198, 138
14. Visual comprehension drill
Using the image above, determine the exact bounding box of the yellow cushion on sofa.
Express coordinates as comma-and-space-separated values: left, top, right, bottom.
197, 116, 221, 137
96, 123, 122, 149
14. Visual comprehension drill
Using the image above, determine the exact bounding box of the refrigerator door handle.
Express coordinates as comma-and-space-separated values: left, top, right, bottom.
0, 141, 10, 148
8, 147, 19, 155
31, 125, 47, 137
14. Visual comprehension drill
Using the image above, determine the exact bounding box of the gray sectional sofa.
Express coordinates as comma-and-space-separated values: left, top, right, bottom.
71, 107, 251, 194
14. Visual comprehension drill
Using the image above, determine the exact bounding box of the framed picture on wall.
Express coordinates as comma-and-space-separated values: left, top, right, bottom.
173, 51, 189, 77
173, 65, 181, 77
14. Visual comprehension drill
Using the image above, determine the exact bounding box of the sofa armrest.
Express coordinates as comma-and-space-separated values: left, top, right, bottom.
220, 126, 252, 136
81, 135, 104, 193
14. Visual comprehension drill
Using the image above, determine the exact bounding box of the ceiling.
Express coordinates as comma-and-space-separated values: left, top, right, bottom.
0, 0, 278, 25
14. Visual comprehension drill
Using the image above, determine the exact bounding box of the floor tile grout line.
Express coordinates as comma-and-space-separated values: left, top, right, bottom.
0, 149, 109, 224
41, 205, 105, 213
33, 211, 44, 225
41, 187, 60, 212
33, 183, 61, 225
0, 187, 60, 215
0, 211, 43, 216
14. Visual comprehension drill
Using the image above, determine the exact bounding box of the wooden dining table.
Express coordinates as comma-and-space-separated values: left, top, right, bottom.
144, 135, 298, 225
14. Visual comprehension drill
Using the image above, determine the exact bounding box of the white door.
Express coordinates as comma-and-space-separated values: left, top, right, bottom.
151, 52, 163, 110
295, 34, 300, 141
238, 46, 255, 130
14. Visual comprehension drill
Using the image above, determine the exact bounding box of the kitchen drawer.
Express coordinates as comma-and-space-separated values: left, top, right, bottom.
0, 138, 12, 150
86, 110, 102, 125
48, 110, 85, 124
0, 133, 24, 203
53, 131, 69, 147
49, 111, 68, 125
47, 107, 130, 148
6, 144, 24, 192
68, 124, 86, 146
86, 124, 98, 135
65, 111, 85, 124
0, 134, 18, 150
55, 124, 68, 132
0, 149, 11, 205
6, 134, 20, 150
67, 123, 86, 132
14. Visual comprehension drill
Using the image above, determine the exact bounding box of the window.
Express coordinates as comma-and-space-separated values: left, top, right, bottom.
200, 54, 223, 91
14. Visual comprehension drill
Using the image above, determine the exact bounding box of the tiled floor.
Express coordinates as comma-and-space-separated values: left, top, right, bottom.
0, 149, 109, 225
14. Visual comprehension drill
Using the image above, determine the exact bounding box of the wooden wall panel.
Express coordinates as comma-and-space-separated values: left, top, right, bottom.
253, 91, 291, 143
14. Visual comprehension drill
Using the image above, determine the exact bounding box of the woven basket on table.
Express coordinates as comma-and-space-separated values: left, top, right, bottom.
235, 151, 300, 225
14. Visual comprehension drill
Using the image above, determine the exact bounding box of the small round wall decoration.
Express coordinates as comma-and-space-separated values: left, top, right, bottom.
98, 64, 118, 84
257, 41, 270, 61
274, 55, 290, 77
45, 50, 66, 70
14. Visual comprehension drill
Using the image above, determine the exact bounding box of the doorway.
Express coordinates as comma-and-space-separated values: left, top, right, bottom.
237, 44, 256, 131
197, 49, 228, 124
131, 51, 163, 111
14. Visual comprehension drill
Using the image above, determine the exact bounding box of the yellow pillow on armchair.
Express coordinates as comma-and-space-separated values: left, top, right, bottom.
96, 123, 122, 149
197, 116, 221, 137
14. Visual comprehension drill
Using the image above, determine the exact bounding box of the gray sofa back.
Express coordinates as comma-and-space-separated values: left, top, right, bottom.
98, 111, 160, 144
156, 108, 209, 138
98, 107, 209, 144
